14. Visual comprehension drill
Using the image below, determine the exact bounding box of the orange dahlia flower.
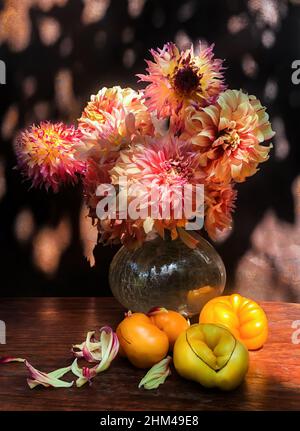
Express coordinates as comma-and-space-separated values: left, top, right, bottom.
204, 182, 237, 240
98, 218, 147, 249
138, 42, 225, 119
184, 89, 275, 183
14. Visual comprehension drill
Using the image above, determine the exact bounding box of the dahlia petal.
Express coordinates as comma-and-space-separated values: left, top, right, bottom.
178, 227, 199, 249
72, 331, 102, 363
25, 361, 73, 389
0, 356, 25, 364
138, 356, 172, 390
71, 326, 119, 388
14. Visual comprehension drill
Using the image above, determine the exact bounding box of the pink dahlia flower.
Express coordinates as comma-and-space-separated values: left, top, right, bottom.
78, 86, 153, 228
82, 158, 114, 221
110, 134, 206, 239
184, 89, 275, 183
138, 42, 225, 120
15, 122, 86, 192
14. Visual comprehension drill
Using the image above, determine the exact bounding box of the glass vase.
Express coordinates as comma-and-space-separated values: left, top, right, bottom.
109, 234, 226, 317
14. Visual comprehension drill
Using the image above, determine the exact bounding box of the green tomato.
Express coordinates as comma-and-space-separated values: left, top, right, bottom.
173, 323, 249, 391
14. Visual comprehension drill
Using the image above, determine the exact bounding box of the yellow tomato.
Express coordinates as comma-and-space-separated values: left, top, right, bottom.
148, 308, 190, 349
116, 313, 169, 369
174, 323, 249, 391
199, 294, 268, 350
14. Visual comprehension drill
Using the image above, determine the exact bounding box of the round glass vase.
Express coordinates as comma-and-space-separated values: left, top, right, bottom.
109, 233, 226, 317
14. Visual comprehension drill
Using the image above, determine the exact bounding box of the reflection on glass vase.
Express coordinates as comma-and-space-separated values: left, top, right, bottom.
109, 232, 226, 317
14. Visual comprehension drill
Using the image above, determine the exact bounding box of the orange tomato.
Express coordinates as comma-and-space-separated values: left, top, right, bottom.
199, 294, 268, 350
116, 312, 169, 368
148, 308, 190, 349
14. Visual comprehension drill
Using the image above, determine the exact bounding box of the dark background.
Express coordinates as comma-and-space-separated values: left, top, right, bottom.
0, 0, 299, 300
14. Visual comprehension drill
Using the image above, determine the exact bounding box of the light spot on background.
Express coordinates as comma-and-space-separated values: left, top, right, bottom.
33, 101, 50, 120
273, 116, 290, 160
33, 217, 71, 276
0, 0, 68, 52
15, 208, 35, 243
262, 29, 275, 48
122, 27, 134, 44
37, 0, 68, 12
81, 0, 110, 25
1, 105, 19, 140
23, 76, 37, 98
0, 158, 6, 202
235, 177, 300, 301
39, 17, 61, 46
227, 14, 249, 34
55, 69, 78, 118
242, 53, 258, 78
94, 30, 107, 49
264, 78, 278, 102
128, 0, 146, 18
247, 0, 288, 32
0, 2, 31, 52
177, 0, 197, 22
60, 36, 73, 57
175, 30, 191, 50
123, 48, 136, 68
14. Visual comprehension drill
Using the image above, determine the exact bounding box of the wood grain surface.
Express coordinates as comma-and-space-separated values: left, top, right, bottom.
0, 298, 299, 411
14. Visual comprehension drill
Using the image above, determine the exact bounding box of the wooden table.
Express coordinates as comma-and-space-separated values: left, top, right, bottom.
0, 297, 299, 411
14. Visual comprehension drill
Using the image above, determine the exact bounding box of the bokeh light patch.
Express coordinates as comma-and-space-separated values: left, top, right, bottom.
33, 217, 71, 276
15, 208, 35, 243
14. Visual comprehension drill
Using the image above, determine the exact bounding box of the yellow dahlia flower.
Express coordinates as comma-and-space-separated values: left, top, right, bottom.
184, 89, 275, 183
138, 42, 225, 119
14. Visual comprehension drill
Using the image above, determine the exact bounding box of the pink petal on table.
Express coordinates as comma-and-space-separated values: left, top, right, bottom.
25, 361, 73, 389
72, 331, 102, 363
71, 326, 119, 387
0, 356, 25, 364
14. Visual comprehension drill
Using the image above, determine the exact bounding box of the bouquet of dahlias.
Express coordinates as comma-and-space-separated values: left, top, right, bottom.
15, 42, 274, 252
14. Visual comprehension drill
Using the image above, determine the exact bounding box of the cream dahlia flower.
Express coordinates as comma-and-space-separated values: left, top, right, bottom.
184, 89, 275, 183
77, 86, 153, 164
